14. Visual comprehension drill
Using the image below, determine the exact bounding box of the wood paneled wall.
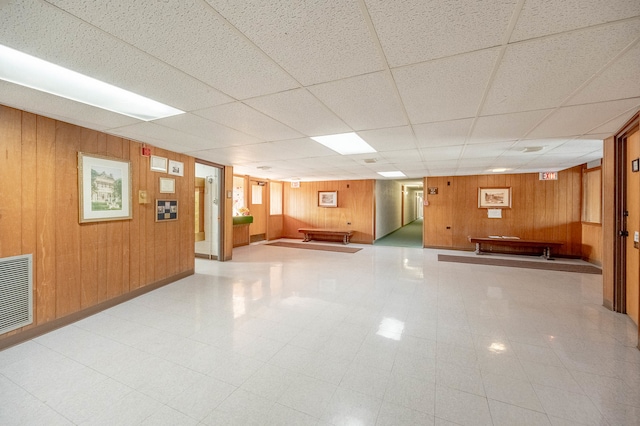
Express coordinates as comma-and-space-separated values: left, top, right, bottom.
283, 180, 374, 244
0, 105, 195, 342
582, 223, 602, 266
423, 167, 583, 256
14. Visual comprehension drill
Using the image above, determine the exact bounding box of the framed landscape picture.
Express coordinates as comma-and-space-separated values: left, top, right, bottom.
78, 152, 132, 223
478, 187, 511, 208
318, 191, 338, 207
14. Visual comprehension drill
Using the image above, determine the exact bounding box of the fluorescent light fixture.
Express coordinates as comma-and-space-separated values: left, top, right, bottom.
491, 168, 508, 173
378, 171, 406, 178
0, 44, 184, 121
311, 132, 376, 155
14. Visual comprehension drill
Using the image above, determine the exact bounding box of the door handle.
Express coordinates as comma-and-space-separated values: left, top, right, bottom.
620, 230, 629, 237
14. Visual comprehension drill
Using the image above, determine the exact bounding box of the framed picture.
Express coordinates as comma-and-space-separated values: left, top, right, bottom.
633, 158, 639, 173
150, 155, 167, 173
159, 177, 175, 193
318, 191, 338, 207
478, 187, 511, 208
168, 160, 184, 176
78, 152, 132, 223
156, 199, 178, 221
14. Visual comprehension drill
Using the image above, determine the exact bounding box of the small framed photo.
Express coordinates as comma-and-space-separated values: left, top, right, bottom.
318, 191, 338, 207
168, 160, 184, 176
159, 177, 175, 193
632, 158, 639, 173
78, 152, 132, 223
150, 155, 167, 173
478, 187, 511, 208
156, 199, 178, 221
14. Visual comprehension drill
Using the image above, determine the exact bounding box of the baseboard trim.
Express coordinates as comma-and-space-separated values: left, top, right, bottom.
0, 269, 194, 352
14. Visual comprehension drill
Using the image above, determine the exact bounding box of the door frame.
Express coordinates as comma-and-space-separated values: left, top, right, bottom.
194, 159, 226, 260
614, 117, 640, 313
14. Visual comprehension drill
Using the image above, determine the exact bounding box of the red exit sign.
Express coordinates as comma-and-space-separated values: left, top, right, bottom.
539, 172, 558, 180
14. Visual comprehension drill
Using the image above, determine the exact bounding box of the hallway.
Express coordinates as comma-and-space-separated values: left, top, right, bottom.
375, 218, 423, 248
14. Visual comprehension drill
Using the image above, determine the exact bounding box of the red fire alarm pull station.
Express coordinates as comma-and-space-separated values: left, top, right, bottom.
141, 146, 151, 157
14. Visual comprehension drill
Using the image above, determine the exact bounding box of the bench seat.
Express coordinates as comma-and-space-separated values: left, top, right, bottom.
298, 228, 353, 245
468, 236, 563, 260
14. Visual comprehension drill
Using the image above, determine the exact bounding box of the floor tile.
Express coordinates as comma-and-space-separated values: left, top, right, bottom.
376, 401, 435, 426
532, 384, 607, 425
321, 387, 382, 426
436, 360, 485, 396
488, 399, 552, 426
277, 374, 337, 418
384, 372, 436, 414
482, 371, 544, 412
435, 385, 492, 426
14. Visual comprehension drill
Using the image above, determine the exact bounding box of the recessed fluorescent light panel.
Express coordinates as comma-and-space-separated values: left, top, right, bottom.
378, 171, 406, 178
0, 44, 184, 121
311, 132, 376, 155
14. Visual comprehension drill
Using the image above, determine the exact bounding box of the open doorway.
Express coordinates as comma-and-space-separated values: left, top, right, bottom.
195, 162, 222, 260
374, 180, 423, 247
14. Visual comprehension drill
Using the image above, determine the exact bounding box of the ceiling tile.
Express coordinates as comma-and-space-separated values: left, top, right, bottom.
587, 108, 640, 135
244, 89, 351, 136
420, 145, 464, 161
528, 98, 640, 138
206, 0, 383, 85
471, 110, 553, 142
194, 102, 303, 141
365, 0, 518, 66
414, 119, 474, 147
379, 149, 423, 162
47, 0, 299, 99
483, 20, 640, 115
394, 49, 500, 123
308, 72, 408, 130
567, 42, 640, 106
461, 141, 516, 158
152, 113, 262, 147
511, 0, 640, 42
546, 139, 603, 155
357, 126, 417, 151
108, 122, 213, 152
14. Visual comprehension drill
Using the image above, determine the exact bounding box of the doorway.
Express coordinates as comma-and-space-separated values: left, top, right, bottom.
249, 179, 267, 243
195, 163, 222, 260
625, 127, 640, 326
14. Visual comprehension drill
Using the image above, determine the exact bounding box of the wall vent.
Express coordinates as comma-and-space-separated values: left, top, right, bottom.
0, 254, 33, 335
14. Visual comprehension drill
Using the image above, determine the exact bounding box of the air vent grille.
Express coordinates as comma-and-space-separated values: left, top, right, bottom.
0, 254, 33, 335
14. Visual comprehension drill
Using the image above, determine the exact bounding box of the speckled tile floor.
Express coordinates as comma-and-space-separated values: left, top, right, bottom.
1, 242, 638, 425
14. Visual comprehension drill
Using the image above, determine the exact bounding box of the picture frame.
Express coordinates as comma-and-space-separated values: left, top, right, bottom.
318, 190, 338, 207
156, 199, 178, 221
150, 155, 167, 173
78, 152, 132, 223
478, 187, 511, 208
159, 177, 175, 193
168, 160, 184, 176
633, 158, 639, 173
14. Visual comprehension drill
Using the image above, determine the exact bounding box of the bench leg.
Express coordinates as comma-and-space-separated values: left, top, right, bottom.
475, 242, 481, 255
342, 234, 349, 245
303, 233, 310, 242
543, 247, 555, 261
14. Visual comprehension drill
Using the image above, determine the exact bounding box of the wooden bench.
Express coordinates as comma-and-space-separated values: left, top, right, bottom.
298, 228, 353, 245
468, 236, 563, 260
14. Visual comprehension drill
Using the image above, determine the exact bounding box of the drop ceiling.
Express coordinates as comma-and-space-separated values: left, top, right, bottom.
1, 0, 639, 181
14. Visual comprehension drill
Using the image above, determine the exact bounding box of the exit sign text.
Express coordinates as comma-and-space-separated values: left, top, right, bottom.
539, 172, 558, 180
